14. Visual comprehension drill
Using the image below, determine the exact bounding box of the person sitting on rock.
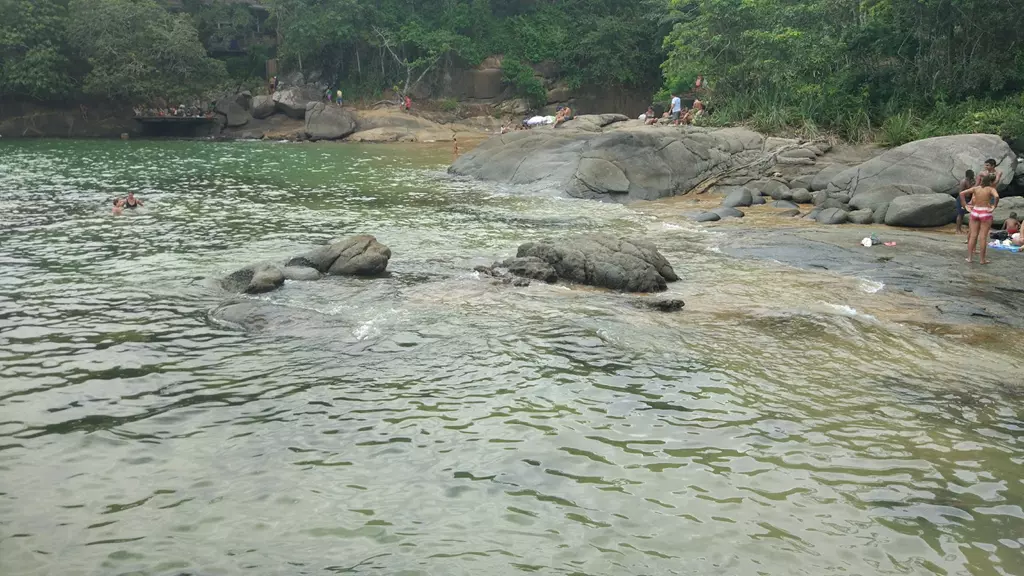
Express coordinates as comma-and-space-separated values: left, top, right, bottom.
643, 106, 658, 125
552, 105, 573, 128
1002, 212, 1020, 236
976, 158, 1002, 188
692, 98, 705, 117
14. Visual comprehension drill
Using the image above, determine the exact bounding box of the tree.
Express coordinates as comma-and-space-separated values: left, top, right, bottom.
0, 0, 73, 100
67, 0, 226, 101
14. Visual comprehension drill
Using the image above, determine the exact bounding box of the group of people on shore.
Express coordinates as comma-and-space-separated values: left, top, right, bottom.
111, 192, 142, 215
958, 158, 1009, 264
638, 96, 705, 127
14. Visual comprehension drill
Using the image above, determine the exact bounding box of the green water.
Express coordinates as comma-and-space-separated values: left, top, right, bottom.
1, 139, 1022, 576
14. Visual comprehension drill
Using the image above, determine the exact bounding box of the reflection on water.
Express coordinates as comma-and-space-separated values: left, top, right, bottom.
1, 140, 1022, 576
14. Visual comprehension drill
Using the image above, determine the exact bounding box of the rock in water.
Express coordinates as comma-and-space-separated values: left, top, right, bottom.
829, 134, 1017, 195
281, 266, 321, 281
513, 234, 678, 292
222, 263, 285, 294
251, 95, 276, 120
884, 194, 957, 227
721, 187, 754, 208
287, 235, 391, 276
449, 124, 764, 202
790, 188, 813, 204
713, 207, 745, 219
771, 200, 799, 209
215, 97, 251, 127
632, 298, 685, 312
498, 257, 559, 284
305, 103, 357, 141
695, 212, 721, 222
273, 86, 320, 119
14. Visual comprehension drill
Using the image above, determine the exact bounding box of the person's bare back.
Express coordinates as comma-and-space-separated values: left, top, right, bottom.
961, 175, 1000, 264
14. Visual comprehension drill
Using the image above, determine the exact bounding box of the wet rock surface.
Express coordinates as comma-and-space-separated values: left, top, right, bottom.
223, 235, 392, 294
498, 234, 679, 292
721, 226, 1024, 329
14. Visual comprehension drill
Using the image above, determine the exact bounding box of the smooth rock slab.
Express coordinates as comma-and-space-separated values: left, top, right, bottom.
696, 212, 721, 222
513, 234, 678, 292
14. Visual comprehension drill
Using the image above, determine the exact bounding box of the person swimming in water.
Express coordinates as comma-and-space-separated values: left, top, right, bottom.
960, 173, 1000, 264
123, 191, 143, 209
112, 198, 124, 215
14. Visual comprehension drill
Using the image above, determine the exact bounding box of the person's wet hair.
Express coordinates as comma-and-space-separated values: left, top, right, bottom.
982, 174, 995, 186
1010, 212, 1018, 219
985, 158, 997, 167
966, 169, 975, 180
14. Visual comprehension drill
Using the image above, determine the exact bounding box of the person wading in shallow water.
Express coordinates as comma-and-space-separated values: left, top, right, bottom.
960, 173, 999, 264
123, 191, 143, 210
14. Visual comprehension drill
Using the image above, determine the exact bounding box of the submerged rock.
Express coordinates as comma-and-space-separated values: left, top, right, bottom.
696, 211, 721, 222
713, 207, 745, 219
510, 234, 678, 292
222, 263, 285, 294
632, 297, 685, 312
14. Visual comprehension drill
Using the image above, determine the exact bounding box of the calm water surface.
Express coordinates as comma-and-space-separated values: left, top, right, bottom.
1, 140, 1022, 576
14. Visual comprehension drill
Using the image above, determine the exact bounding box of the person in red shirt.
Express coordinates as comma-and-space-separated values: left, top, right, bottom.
404, 96, 412, 111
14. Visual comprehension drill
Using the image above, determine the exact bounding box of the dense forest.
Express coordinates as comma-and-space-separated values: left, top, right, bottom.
1, 0, 1022, 142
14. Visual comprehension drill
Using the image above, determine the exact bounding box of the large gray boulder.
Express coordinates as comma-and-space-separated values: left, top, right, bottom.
993, 197, 1024, 227
222, 263, 285, 294
884, 194, 957, 227
304, 103, 357, 141
273, 86, 321, 119
251, 95, 276, 119
450, 124, 764, 202
849, 184, 934, 211
215, 97, 251, 127
829, 134, 1016, 196
287, 235, 391, 276
512, 234, 678, 292
811, 164, 848, 191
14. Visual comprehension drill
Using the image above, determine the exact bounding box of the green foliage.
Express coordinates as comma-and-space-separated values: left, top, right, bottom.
661, 0, 1024, 140
0, 0, 73, 100
502, 58, 546, 108
439, 97, 460, 112
879, 111, 918, 147
66, 0, 226, 101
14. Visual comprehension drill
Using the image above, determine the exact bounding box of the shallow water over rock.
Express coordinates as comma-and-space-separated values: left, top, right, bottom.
1, 140, 1022, 576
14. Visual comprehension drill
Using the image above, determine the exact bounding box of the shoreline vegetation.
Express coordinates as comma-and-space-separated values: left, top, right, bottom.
1, 0, 1022, 148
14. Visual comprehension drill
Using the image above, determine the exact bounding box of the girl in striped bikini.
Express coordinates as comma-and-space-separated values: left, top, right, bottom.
960, 173, 1000, 264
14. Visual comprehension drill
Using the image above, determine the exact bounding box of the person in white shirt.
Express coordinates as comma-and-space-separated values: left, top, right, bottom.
669, 93, 682, 125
